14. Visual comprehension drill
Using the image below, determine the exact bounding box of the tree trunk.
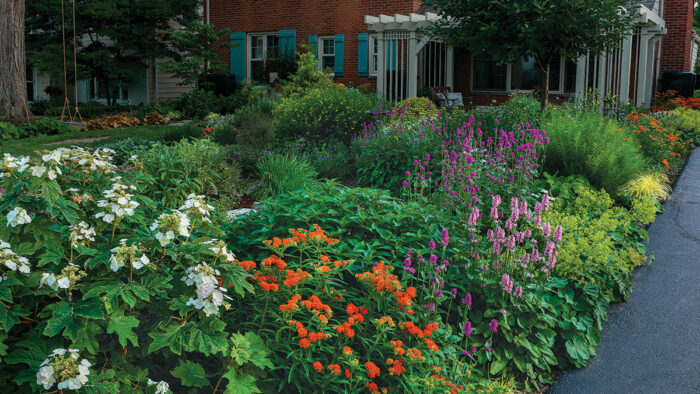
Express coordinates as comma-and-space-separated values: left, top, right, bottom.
540, 61, 550, 112
0, 0, 31, 123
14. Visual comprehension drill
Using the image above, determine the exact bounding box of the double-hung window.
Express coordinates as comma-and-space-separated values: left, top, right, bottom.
249, 33, 279, 83
318, 37, 335, 73
471, 54, 576, 94
368, 35, 379, 77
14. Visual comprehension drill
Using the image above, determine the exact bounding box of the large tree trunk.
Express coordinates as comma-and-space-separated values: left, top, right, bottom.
0, 0, 31, 123
540, 61, 550, 112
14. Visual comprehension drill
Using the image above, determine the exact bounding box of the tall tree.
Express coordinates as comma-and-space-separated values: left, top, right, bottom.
0, 0, 31, 123
423, 0, 637, 110
26, 0, 199, 105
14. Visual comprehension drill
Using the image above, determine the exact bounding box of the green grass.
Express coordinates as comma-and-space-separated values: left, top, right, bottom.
0, 125, 176, 156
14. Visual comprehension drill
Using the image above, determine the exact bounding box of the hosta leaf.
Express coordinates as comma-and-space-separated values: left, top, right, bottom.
107, 309, 139, 348
223, 369, 261, 394
148, 321, 185, 355
171, 360, 209, 387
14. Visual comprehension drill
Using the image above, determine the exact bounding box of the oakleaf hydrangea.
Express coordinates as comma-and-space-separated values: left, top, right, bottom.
150, 210, 190, 247
70, 222, 96, 249
7, 207, 31, 227
40, 265, 86, 292
36, 348, 91, 390
109, 240, 150, 272
1, 153, 30, 177
182, 262, 230, 316
0, 240, 30, 281
95, 177, 139, 223
179, 194, 214, 223
147, 378, 171, 394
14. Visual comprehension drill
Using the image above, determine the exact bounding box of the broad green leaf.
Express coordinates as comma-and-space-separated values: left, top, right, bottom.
74, 298, 104, 320
223, 369, 261, 394
43, 301, 82, 339
148, 321, 185, 355
171, 360, 209, 387
107, 309, 139, 348
82, 369, 120, 393
489, 358, 508, 375
186, 316, 228, 356
229, 332, 273, 370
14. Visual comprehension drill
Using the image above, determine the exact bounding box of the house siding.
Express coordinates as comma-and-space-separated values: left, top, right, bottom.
208, 0, 422, 88
156, 64, 196, 102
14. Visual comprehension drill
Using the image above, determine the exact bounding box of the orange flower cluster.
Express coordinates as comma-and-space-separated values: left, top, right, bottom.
314, 255, 351, 274
313, 361, 323, 372
430, 374, 465, 394
262, 255, 287, 271
626, 112, 692, 168
386, 358, 406, 376
327, 364, 341, 375
283, 269, 310, 286
335, 303, 368, 338
406, 347, 425, 361
390, 340, 406, 356
425, 338, 440, 353
301, 295, 333, 323
288, 320, 329, 349
237, 260, 256, 271
651, 90, 700, 111
374, 316, 396, 327
356, 262, 417, 314
279, 294, 302, 311
400, 321, 439, 338
364, 361, 381, 379
308, 224, 339, 244
253, 272, 278, 291
342, 346, 353, 355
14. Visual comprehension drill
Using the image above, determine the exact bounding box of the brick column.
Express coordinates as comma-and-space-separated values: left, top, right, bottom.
659, 0, 694, 74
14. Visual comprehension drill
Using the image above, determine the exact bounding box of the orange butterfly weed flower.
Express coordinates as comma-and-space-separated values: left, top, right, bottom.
663, 159, 669, 166
327, 364, 341, 375
366, 382, 379, 393
237, 260, 256, 271
406, 348, 424, 361
342, 346, 353, 355
279, 294, 302, 312
345, 368, 352, 378
425, 338, 439, 352
261, 255, 287, 271
253, 272, 279, 291
283, 269, 310, 287
308, 332, 329, 343
312, 361, 323, 372
390, 340, 406, 356
364, 361, 380, 379
299, 338, 311, 349
386, 358, 406, 376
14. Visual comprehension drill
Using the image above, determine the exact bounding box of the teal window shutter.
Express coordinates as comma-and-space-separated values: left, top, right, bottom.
357, 33, 368, 76
230, 32, 246, 85
334, 34, 345, 77
279, 29, 296, 59
308, 35, 318, 59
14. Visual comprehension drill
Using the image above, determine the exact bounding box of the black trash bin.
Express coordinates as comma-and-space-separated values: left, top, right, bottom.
201, 74, 236, 96
660, 72, 696, 97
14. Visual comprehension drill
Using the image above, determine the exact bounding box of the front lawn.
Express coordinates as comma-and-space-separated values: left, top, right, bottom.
0, 124, 176, 156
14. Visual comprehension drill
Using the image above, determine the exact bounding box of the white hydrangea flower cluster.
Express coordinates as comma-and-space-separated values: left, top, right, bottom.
70, 222, 96, 249
182, 262, 230, 317
206, 239, 236, 262
6, 207, 31, 227
150, 210, 190, 247
147, 378, 171, 394
36, 348, 91, 391
61, 147, 116, 173
95, 176, 139, 223
40, 265, 86, 292
0, 240, 30, 281
179, 194, 214, 223
33, 149, 66, 180
109, 240, 150, 272
0, 153, 30, 177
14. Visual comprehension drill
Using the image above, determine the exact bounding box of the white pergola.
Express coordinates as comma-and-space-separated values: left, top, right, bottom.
367, 7, 667, 108
365, 12, 454, 101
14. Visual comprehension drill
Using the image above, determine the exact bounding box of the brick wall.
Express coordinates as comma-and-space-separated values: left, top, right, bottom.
660, 0, 695, 74
207, 0, 423, 87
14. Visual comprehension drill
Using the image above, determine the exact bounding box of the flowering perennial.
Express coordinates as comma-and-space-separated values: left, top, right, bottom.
36, 348, 91, 390
182, 262, 230, 316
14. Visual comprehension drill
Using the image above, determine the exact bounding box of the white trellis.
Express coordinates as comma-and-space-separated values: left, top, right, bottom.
365, 13, 454, 102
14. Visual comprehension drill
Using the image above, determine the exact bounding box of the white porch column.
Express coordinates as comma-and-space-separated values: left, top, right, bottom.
575, 55, 587, 98
619, 35, 634, 103
445, 46, 454, 91
408, 31, 418, 98
376, 31, 385, 97
636, 31, 650, 107
643, 36, 661, 107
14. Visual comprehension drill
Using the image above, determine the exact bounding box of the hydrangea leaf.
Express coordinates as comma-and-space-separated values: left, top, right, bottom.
223, 369, 261, 394
230, 332, 273, 370
43, 301, 83, 340
148, 321, 185, 355
107, 309, 139, 348
74, 297, 105, 320
171, 360, 209, 387
82, 369, 120, 394
185, 316, 228, 356
74, 322, 102, 355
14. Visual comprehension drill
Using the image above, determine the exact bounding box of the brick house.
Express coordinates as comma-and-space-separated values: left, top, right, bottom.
207, 0, 696, 107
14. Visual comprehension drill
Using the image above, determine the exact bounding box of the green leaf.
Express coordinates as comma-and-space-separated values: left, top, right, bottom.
41, 180, 62, 208
223, 369, 261, 394
148, 321, 185, 355
565, 333, 591, 363
83, 369, 120, 393
0, 286, 11, 303
43, 302, 79, 338
186, 316, 228, 356
229, 332, 273, 370
107, 309, 139, 348
489, 358, 508, 375
171, 360, 209, 387
74, 298, 104, 320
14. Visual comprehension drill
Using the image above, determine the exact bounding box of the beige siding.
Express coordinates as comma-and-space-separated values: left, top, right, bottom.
156, 63, 195, 102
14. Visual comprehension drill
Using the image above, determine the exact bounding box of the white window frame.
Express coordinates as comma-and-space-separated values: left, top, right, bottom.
369, 34, 378, 77
246, 32, 279, 83
317, 36, 336, 75
26, 66, 37, 103
470, 54, 569, 95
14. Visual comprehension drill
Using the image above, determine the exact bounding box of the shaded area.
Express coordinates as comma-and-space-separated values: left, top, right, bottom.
548, 149, 700, 393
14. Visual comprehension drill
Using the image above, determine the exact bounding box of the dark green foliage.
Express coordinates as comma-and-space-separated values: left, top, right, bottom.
19, 118, 72, 138
98, 138, 156, 165
0, 122, 20, 140
542, 111, 647, 195
169, 90, 246, 118
161, 125, 202, 143
44, 102, 134, 119
254, 155, 318, 199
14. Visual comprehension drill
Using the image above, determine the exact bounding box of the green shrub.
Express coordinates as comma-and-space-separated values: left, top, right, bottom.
279, 45, 334, 97
140, 139, 241, 208
170, 90, 245, 118
670, 107, 700, 145
542, 111, 647, 195
254, 154, 318, 199
393, 97, 439, 118
44, 101, 133, 119
161, 124, 202, 142
0, 122, 20, 140
274, 85, 380, 142
232, 99, 278, 147
98, 138, 156, 165
29, 99, 51, 115
19, 118, 72, 138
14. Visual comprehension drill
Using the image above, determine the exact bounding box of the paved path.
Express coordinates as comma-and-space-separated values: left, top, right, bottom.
548, 149, 700, 394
